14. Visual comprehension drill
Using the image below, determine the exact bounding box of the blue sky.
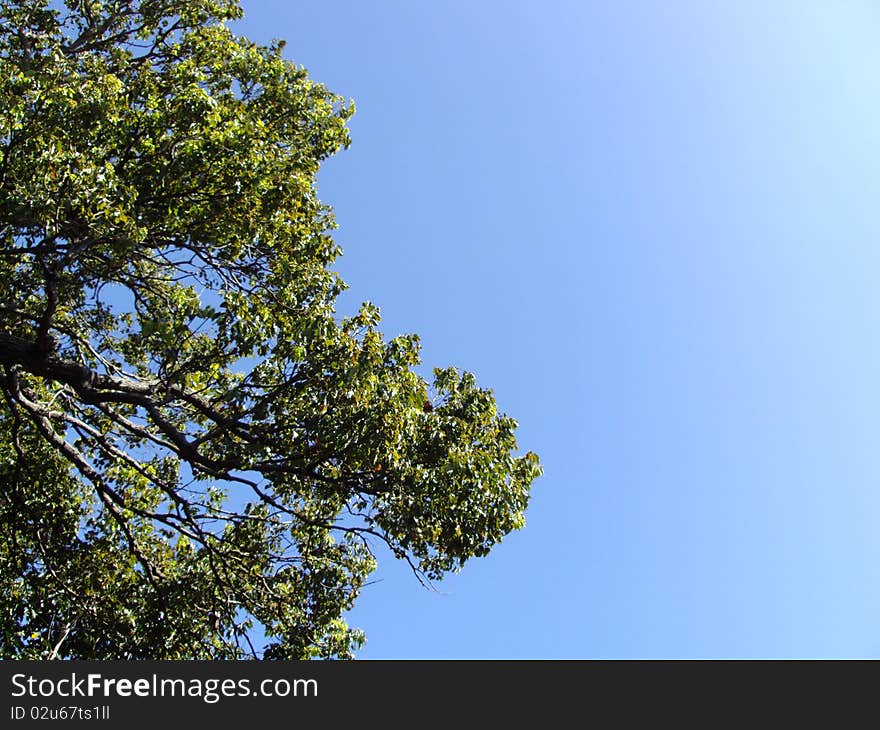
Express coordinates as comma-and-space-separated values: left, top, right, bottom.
234, 1, 880, 657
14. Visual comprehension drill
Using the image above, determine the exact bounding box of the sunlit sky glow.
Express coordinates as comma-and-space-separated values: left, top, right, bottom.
235, 0, 880, 658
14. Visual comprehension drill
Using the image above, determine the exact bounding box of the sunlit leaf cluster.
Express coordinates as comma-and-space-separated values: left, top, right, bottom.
0, 0, 541, 658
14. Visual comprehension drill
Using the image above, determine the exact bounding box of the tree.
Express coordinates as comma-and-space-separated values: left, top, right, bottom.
0, 0, 541, 659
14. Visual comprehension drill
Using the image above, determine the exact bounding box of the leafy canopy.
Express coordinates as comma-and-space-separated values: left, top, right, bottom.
0, 0, 541, 658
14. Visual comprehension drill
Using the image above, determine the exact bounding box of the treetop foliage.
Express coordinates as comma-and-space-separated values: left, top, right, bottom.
0, 0, 541, 658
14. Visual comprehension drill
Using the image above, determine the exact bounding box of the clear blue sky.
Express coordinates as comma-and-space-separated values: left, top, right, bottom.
234, 0, 880, 658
